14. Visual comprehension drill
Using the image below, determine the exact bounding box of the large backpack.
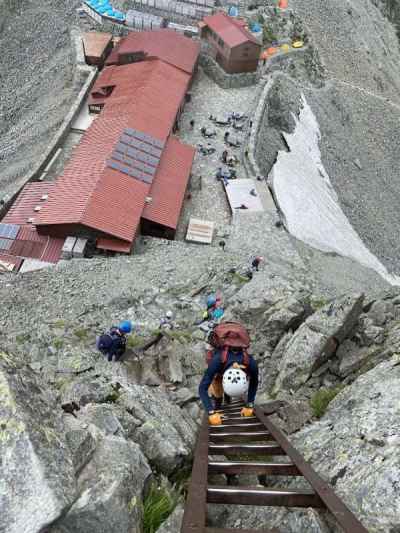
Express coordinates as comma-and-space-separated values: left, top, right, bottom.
206, 321, 250, 368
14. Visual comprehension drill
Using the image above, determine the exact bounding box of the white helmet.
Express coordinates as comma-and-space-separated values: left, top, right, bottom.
222, 368, 248, 397
165, 311, 173, 319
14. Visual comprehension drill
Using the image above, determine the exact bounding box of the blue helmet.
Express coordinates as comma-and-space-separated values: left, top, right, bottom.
119, 320, 133, 334
207, 295, 217, 308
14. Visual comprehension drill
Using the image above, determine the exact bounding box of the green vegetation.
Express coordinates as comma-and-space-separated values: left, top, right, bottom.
262, 26, 277, 45
310, 297, 329, 310
142, 485, 179, 533
15, 333, 30, 344
73, 328, 88, 340
127, 334, 142, 349
232, 272, 250, 284
53, 319, 66, 328
163, 329, 193, 344
310, 386, 345, 419
53, 338, 64, 350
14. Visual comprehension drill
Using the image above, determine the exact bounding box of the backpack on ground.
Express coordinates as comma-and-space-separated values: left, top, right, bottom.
206, 321, 250, 368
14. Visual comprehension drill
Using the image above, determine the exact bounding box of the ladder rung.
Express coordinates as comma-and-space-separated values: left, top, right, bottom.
208, 461, 301, 476
207, 485, 324, 508
209, 432, 270, 443
212, 422, 264, 430
221, 416, 258, 422
209, 443, 284, 455
205, 527, 280, 533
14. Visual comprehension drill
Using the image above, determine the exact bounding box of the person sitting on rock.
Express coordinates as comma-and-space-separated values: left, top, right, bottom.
199, 347, 259, 425
96, 320, 133, 362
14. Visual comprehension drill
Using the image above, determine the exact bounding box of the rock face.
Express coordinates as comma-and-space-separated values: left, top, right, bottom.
0, 354, 76, 533
119, 384, 196, 475
274, 294, 364, 392
293, 357, 400, 533
51, 436, 151, 533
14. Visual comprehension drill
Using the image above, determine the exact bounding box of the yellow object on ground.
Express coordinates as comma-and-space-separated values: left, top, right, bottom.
281, 43, 290, 53
209, 413, 223, 425
292, 40, 304, 48
241, 407, 254, 417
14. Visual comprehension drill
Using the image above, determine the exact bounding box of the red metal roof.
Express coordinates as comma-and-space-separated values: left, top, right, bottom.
142, 136, 195, 229
203, 12, 260, 47
3, 182, 55, 225
36, 59, 192, 247
115, 29, 200, 74
0, 224, 63, 264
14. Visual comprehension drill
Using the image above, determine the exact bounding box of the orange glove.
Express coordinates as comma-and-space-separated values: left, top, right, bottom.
241, 407, 254, 417
208, 412, 223, 425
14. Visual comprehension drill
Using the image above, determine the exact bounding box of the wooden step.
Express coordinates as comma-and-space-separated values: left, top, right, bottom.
209, 442, 284, 455
208, 460, 300, 476
207, 486, 324, 508
209, 431, 271, 443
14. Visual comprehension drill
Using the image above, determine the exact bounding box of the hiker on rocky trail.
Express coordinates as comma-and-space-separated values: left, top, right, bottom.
198, 322, 259, 425
160, 310, 174, 330
96, 320, 133, 362
251, 256, 264, 271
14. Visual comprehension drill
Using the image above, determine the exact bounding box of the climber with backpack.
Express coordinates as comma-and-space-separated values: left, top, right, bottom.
198, 322, 259, 425
96, 320, 133, 362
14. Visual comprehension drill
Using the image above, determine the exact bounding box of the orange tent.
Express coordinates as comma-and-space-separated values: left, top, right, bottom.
279, 0, 288, 8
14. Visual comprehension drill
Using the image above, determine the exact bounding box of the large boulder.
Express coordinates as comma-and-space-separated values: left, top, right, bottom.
292, 356, 400, 532
0, 354, 76, 533
274, 294, 364, 392
226, 273, 312, 353
50, 436, 151, 533
118, 384, 196, 474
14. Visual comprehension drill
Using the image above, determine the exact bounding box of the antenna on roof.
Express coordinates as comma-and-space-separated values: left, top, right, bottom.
145, 197, 152, 204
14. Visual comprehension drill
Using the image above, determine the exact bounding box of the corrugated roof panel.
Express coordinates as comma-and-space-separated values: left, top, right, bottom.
116, 29, 200, 74
2, 183, 55, 226
142, 136, 195, 229
203, 12, 260, 48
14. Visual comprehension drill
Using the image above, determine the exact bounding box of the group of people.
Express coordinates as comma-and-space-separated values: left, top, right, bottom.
97, 278, 263, 426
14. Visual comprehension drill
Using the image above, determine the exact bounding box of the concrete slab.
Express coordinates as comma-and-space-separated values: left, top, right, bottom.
224, 179, 264, 212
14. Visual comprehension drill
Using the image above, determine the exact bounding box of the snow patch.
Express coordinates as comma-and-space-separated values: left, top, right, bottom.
269, 95, 400, 285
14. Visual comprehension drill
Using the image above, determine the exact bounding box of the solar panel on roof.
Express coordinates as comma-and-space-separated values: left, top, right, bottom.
0, 223, 20, 240
0, 238, 13, 251
115, 142, 128, 154
124, 128, 138, 137
153, 138, 165, 149
112, 152, 124, 163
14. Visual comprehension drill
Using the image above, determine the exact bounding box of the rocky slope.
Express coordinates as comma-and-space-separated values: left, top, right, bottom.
0, 0, 82, 201
1, 212, 400, 532
256, 0, 400, 276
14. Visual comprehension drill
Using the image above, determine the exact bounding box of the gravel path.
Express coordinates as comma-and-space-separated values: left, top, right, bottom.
0, 0, 82, 200
175, 68, 256, 240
